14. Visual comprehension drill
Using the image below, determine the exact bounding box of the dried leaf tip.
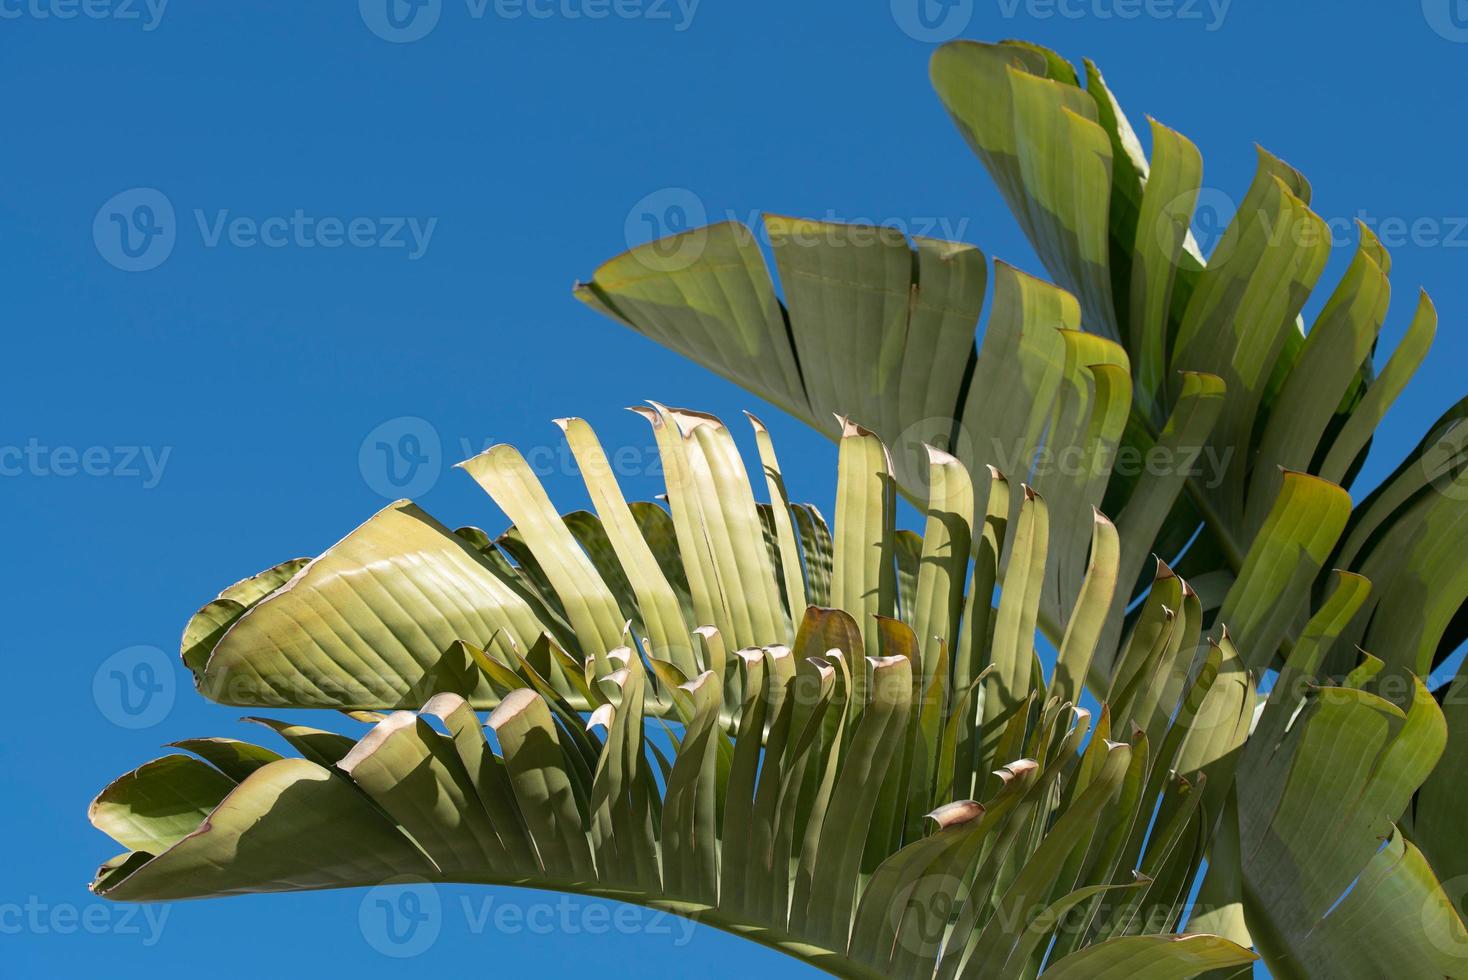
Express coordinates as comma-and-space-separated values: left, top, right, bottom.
924, 442, 959, 466
927, 800, 985, 828
487, 688, 540, 729
337, 711, 418, 774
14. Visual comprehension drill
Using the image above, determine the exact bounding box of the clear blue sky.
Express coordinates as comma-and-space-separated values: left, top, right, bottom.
4, 2, 1465, 976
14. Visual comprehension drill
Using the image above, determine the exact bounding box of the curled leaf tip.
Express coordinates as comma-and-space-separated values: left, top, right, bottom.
586, 703, 615, 732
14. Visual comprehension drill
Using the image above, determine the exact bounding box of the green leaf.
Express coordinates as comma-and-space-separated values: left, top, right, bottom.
1041, 934, 1257, 979
89, 755, 237, 854
197, 501, 555, 708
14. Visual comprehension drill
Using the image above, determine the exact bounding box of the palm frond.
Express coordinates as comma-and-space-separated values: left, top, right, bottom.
92, 408, 1463, 977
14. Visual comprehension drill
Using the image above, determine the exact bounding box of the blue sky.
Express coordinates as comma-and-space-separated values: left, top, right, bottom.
4, 2, 1466, 976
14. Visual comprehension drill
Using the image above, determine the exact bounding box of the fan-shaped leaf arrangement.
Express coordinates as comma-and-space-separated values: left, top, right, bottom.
91, 409, 1462, 977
